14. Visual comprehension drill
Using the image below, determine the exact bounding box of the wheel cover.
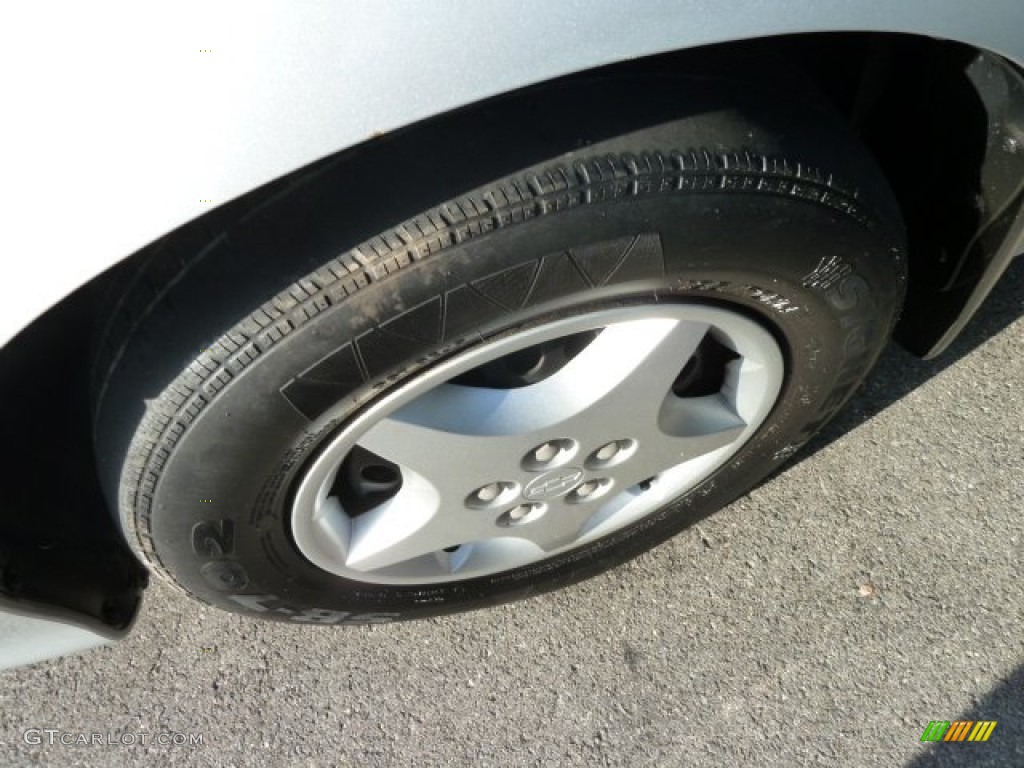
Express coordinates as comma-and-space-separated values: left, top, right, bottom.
291, 304, 784, 585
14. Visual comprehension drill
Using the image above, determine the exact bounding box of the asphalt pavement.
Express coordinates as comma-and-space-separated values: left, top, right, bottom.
2, 261, 1022, 768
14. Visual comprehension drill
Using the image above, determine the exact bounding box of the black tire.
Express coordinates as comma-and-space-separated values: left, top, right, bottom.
93, 70, 906, 624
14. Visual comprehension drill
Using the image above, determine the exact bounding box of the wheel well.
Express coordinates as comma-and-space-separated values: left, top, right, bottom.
587, 34, 1019, 358
0, 30, 1014, 621
768, 34, 1024, 356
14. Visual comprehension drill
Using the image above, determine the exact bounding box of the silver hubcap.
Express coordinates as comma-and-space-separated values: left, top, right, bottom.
291, 304, 784, 585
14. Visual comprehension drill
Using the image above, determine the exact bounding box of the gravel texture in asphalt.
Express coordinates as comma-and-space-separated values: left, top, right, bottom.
2, 261, 1021, 768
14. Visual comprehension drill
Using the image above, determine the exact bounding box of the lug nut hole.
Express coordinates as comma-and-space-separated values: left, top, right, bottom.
522, 439, 578, 471
585, 439, 637, 469
498, 503, 548, 526
567, 477, 613, 503
466, 481, 520, 510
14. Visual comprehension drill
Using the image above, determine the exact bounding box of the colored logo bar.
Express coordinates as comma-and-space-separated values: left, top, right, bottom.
920, 721, 997, 742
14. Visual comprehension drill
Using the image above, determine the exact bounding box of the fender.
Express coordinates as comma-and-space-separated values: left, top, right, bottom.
3, 0, 1024, 348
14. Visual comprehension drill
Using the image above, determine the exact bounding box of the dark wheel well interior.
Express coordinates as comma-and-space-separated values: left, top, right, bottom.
0, 31, 1016, 624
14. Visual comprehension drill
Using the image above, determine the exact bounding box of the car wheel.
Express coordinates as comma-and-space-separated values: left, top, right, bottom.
94, 76, 906, 623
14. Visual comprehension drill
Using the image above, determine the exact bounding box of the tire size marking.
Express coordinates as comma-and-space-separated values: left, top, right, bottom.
228, 594, 400, 625
192, 519, 251, 591
801, 254, 853, 292
191, 519, 235, 558
798, 272, 878, 439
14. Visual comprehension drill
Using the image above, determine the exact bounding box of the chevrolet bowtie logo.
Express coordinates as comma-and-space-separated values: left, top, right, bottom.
524, 469, 584, 500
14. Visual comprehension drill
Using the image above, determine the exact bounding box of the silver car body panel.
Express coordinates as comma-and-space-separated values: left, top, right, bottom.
0, 611, 111, 671
2, 0, 1024, 351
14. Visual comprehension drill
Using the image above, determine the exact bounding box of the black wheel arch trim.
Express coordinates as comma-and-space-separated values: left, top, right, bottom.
891, 50, 1024, 358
